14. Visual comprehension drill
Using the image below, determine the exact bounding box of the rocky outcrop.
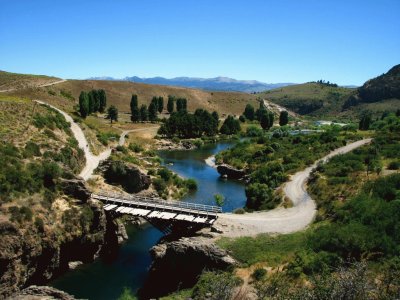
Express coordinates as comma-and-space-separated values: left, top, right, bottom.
0, 199, 124, 299
59, 178, 91, 202
98, 160, 151, 193
139, 235, 236, 299
217, 164, 246, 179
10, 285, 77, 300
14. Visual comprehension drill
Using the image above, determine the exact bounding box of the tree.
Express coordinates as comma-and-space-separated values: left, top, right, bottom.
182, 98, 187, 111
87, 91, 95, 113
140, 104, 148, 121
176, 98, 183, 112
107, 105, 118, 123
279, 111, 289, 126
148, 101, 158, 122
212, 111, 219, 122
244, 104, 255, 121
157, 97, 164, 113
167, 95, 174, 113
220, 115, 241, 135
260, 111, 270, 130
214, 194, 225, 207
359, 113, 372, 130
130, 94, 140, 122
98, 89, 107, 112
79, 91, 89, 118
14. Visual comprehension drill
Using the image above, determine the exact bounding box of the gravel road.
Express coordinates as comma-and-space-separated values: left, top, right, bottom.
216, 138, 372, 237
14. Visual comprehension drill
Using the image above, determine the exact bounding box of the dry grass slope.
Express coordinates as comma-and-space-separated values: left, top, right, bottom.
0, 71, 60, 91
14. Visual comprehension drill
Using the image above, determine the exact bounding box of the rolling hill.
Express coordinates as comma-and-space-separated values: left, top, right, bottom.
90, 75, 295, 93
1, 73, 259, 116
261, 64, 400, 119
0, 71, 62, 92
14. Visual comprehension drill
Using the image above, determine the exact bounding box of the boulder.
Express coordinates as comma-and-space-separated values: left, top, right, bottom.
10, 285, 77, 300
216, 164, 245, 179
59, 178, 91, 202
99, 160, 151, 193
139, 235, 236, 299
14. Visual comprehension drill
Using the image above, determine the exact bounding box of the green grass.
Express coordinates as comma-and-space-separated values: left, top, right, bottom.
217, 230, 309, 267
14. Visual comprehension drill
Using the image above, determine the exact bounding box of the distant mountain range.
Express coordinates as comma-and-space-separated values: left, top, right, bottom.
88, 75, 296, 93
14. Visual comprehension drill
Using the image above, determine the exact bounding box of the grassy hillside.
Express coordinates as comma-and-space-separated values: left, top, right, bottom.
52, 79, 258, 115
260, 82, 355, 118
0, 71, 61, 91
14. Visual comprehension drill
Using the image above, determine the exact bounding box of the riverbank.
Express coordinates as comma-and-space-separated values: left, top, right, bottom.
213, 138, 372, 237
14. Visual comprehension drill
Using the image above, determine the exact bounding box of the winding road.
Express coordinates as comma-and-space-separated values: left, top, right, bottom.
0, 79, 66, 93
215, 138, 372, 237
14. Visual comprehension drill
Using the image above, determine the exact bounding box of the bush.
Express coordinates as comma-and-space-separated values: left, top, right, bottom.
23, 141, 41, 158
252, 268, 267, 281
192, 271, 242, 300
153, 178, 167, 195
388, 160, 400, 170
185, 178, 198, 191
128, 143, 143, 153
233, 208, 245, 214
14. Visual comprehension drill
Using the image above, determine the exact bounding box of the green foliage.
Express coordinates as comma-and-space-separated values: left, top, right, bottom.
218, 231, 308, 267
117, 287, 137, 300
167, 95, 175, 113
192, 271, 242, 300
33, 108, 70, 131
214, 193, 225, 207
388, 160, 400, 170
243, 104, 255, 120
148, 101, 158, 122
158, 110, 218, 138
139, 104, 148, 121
9, 206, 33, 223
185, 178, 197, 191
220, 115, 241, 135
251, 268, 267, 281
359, 112, 372, 130
23, 141, 41, 158
245, 183, 278, 210
79, 91, 89, 118
260, 110, 274, 130
107, 105, 118, 123
279, 110, 289, 126
96, 131, 119, 146
128, 142, 143, 153
130, 94, 140, 122
246, 125, 264, 137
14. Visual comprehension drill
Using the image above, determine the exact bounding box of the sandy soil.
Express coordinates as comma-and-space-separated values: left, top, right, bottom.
215, 138, 372, 237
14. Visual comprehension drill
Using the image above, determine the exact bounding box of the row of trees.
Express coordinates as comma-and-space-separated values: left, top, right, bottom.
167, 95, 188, 113
130, 95, 164, 122
79, 89, 107, 118
158, 109, 219, 138
242, 103, 289, 129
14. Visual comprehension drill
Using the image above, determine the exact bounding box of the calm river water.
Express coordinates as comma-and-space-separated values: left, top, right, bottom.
50, 141, 246, 299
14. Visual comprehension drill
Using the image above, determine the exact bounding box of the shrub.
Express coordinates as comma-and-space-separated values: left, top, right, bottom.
233, 208, 245, 214
23, 141, 41, 158
153, 178, 167, 195
185, 178, 198, 191
128, 143, 143, 153
252, 268, 267, 281
388, 161, 400, 170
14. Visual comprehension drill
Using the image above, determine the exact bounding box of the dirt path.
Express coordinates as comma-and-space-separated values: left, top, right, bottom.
118, 127, 159, 146
0, 79, 66, 93
35, 100, 111, 180
263, 99, 297, 117
215, 138, 372, 237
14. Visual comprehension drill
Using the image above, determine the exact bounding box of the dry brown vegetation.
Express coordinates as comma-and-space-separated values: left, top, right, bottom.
0, 71, 61, 91
49, 79, 258, 115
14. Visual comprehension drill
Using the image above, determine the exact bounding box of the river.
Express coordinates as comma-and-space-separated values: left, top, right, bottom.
50, 141, 246, 299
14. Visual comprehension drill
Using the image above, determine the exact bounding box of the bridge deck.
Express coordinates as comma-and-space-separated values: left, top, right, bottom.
92, 193, 221, 225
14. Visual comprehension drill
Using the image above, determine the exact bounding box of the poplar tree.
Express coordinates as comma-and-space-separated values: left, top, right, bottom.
140, 104, 148, 121
167, 96, 174, 113
157, 97, 164, 113
79, 91, 89, 118
130, 94, 140, 122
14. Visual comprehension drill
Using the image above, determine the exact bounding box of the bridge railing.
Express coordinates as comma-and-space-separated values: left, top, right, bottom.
92, 192, 222, 214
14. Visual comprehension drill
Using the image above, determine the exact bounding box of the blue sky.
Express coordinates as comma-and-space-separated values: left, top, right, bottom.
0, 0, 399, 85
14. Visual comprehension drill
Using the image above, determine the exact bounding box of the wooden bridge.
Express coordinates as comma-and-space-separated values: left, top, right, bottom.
91, 192, 222, 234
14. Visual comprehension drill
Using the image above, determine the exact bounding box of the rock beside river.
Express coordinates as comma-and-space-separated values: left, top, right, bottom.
216, 164, 246, 179
10, 285, 78, 300
139, 235, 236, 299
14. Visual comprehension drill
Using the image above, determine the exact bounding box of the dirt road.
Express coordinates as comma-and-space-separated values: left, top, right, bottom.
35, 100, 111, 180
0, 79, 66, 93
216, 138, 372, 237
